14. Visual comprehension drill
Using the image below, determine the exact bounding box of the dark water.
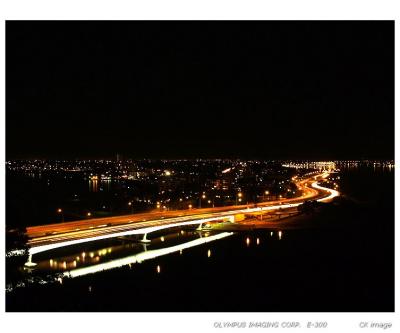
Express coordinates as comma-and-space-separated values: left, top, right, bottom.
6, 166, 394, 311
6, 172, 152, 227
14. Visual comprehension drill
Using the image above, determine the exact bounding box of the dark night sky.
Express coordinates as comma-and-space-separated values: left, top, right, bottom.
6, 21, 394, 160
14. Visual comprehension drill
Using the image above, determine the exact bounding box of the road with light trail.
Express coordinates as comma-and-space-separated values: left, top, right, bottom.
26, 171, 338, 251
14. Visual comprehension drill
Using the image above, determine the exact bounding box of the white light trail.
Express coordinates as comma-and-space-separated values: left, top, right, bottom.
312, 181, 340, 202
29, 216, 235, 255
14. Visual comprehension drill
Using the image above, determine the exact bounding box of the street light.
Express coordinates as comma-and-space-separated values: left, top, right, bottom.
87, 212, 92, 217
199, 193, 206, 208
236, 192, 243, 205
188, 204, 193, 209
57, 208, 64, 222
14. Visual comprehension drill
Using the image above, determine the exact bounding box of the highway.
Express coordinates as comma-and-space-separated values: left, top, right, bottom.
26, 171, 338, 252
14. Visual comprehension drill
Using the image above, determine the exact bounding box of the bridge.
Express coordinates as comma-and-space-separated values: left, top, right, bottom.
24, 215, 235, 266
23, 172, 339, 267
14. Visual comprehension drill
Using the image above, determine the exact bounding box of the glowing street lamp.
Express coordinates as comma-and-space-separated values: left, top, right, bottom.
57, 208, 64, 222
128, 201, 133, 213
199, 193, 206, 208
236, 192, 243, 205
188, 204, 193, 209
87, 212, 92, 217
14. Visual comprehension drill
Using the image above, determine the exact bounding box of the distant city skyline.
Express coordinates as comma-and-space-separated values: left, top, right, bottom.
6, 21, 394, 160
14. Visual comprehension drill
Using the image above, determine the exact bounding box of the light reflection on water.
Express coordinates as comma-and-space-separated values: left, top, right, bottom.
31, 230, 231, 273
27, 229, 287, 280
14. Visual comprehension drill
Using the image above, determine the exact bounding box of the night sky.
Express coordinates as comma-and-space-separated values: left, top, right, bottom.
6, 21, 394, 160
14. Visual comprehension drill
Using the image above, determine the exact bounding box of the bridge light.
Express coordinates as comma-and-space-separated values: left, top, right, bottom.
207, 249, 211, 258
57, 208, 62, 213
156, 265, 161, 274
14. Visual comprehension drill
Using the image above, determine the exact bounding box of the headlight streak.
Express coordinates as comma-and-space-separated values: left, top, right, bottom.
29, 216, 235, 255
